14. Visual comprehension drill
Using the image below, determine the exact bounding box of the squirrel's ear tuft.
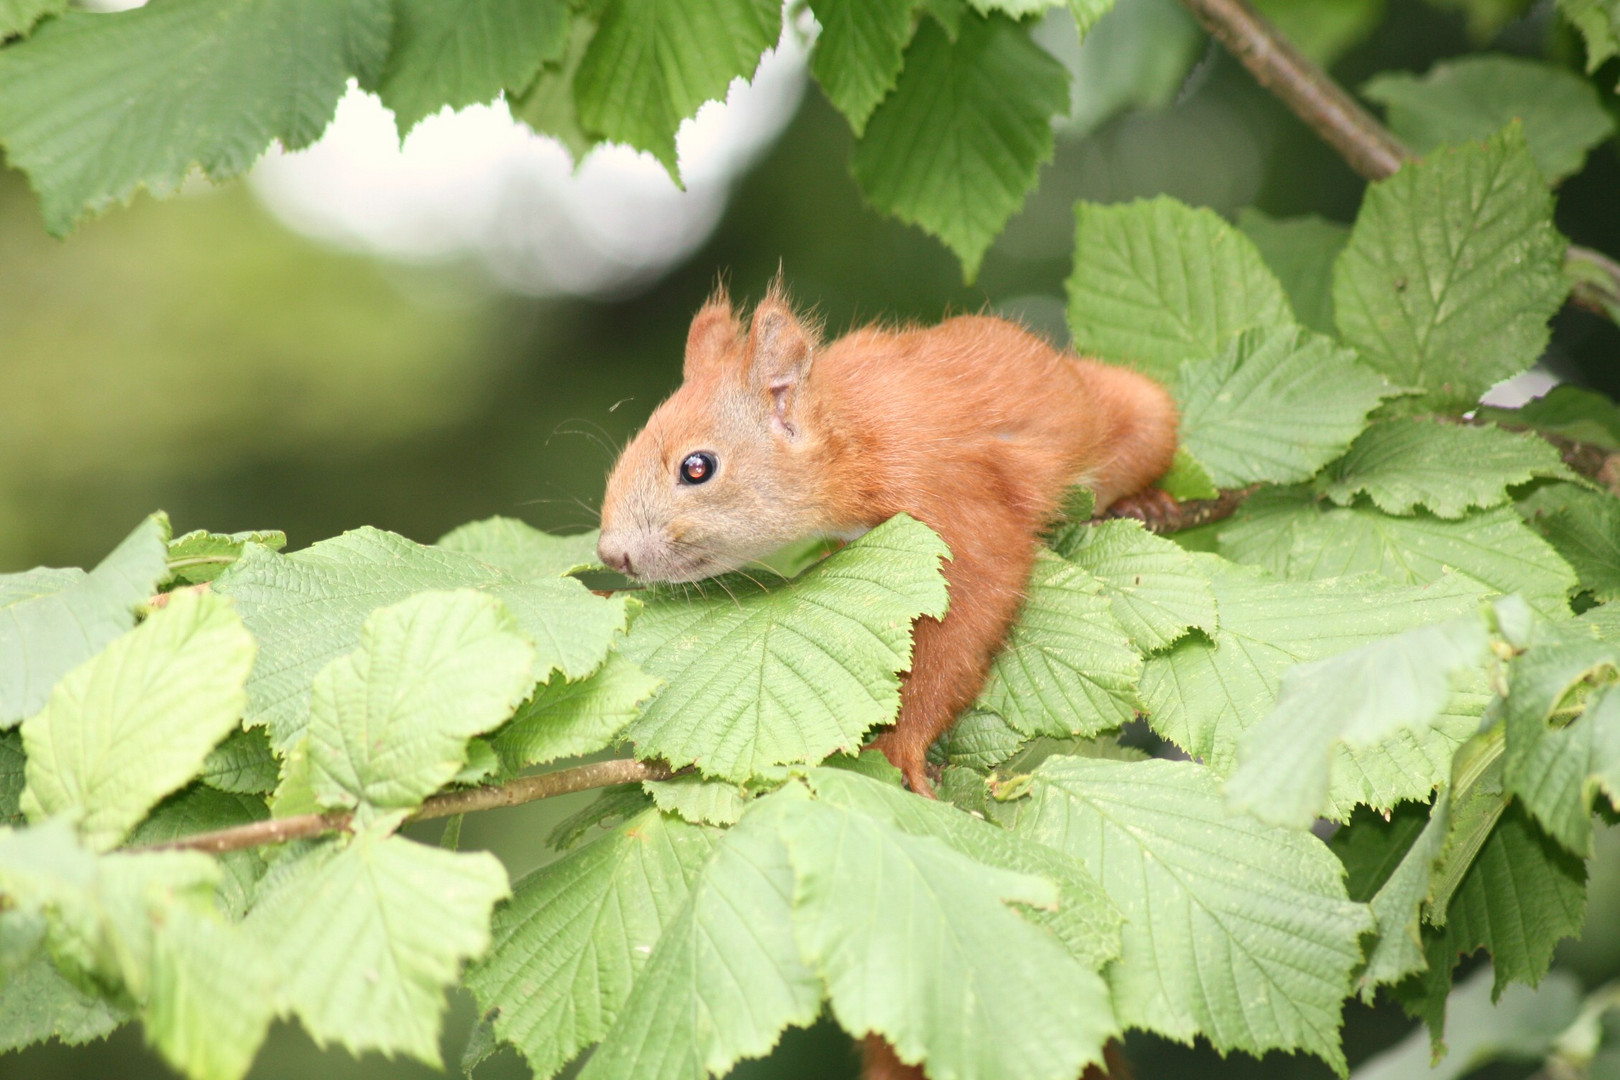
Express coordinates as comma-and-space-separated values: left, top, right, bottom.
684, 284, 742, 379
747, 281, 818, 431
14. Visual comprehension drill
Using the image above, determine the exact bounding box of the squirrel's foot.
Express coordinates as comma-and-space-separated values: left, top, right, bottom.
1104, 487, 1180, 530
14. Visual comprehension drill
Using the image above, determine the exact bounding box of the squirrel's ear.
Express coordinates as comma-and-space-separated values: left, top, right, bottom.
683, 287, 741, 379
746, 287, 816, 433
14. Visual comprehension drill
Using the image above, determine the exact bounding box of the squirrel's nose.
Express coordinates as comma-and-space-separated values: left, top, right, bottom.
597, 534, 633, 576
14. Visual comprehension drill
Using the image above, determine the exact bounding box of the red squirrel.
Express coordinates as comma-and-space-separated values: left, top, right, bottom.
597, 281, 1179, 796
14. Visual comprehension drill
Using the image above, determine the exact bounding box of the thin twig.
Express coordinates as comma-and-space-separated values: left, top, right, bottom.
138, 758, 675, 855
1176, 0, 1620, 318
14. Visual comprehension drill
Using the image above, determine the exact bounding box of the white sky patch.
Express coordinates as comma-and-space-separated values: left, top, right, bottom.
250, 32, 807, 299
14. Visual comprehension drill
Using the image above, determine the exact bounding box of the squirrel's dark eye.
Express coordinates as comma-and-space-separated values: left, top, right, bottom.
679, 452, 717, 485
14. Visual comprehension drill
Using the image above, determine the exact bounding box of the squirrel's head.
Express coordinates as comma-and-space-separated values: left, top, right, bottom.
598, 282, 835, 582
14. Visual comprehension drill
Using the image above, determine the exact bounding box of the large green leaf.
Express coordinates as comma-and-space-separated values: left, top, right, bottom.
306, 591, 536, 826
20, 591, 254, 851
510, 14, 598, 162
1332, 125, 1568, 412
1141, 555, 1489, 802
806, 767, 1122, 970
1051, 518, 1217, 653
1228, 616, 1491, 827
852, 11, 1070, 282
1318, 419, 1572, 518
377, 0, 567, 135
466, 809, 718, 1079
490, 653, 663, 773
619, 515, 949, 783
0, 732, 24, 823
435, 516, 601, 580
1519, 483, 1620, 603
1066, 197, 1292, 381
977, 552, 1142, 738
217, 527, 627, 751
1012, 757, 1373, 1073
1362, 55, 1615, 183
245, 833, 509, 1066
1176, 325, 1393, 488
781, 796, 1115, 1080
1, 514, 170, 729
579, 789, 822, 1080
1220, 493, 1579, 618
1236, 209, 1350, 336
0, 0, 393, 235
199, 728, 279, 797
572, 0, 778, 177
806, 0, 916, 135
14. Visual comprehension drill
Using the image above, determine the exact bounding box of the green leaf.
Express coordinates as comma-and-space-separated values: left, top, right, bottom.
1318, 419, 1573, 519
1520, 484, 1620, 603
1228, 616, 1491, 828
21, 591, 255, 851
1141, 555, 1489, 789
1237, 209, 1350, 336
852, 11, 1070, 282
1358, 965, 1583, 1080
306, 591, 536, 826
1061, 0, 1203, 137
1333, 798, 1453, 1000
245, 833, 510, 1066
377, 0, 567, 135
1066, 197, 1293, 382
127, 786, 268, 919
1051, 518, 1218, 653
1, 514, 170, 729
1560, 0, 1620, 80
644, 775, 748, 826
572, 0, 778, 177
1430, 802, 1587, 998
548, 784, 656, 851
579, 788, 822, 1080
0, 0, 394, 235
1152, 446, 1221, 501
490, 653, 663, 774
436, 516, 600, 580
0, 0, 66, 38
1224, 492, 1580, 618
1362, 55, 1615, 184
165, 528, 286, 587
465, 809, 718, 1079
781, 796, 1116, 1080
0, 909, 126, 1053
1332, 124, 1568, 412
1501, 626, 1620, 855
807, 0, 916, 136
0, 822, 276, 1080
1012, 757, 1374, 1073
199, 727, 279, 796
510, 14, 598, 163
1177, 325, 1393, 488
806, 766, 1123, 971
940, 707, 1031, 770
217, 526, 628, 751
620, 514, 949, 783
976, 551, 1142, 737
1481, 384, 1620, 450
0, 731, 24, 824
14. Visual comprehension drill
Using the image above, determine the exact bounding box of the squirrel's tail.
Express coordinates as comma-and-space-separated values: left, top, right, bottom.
861, 1034, 1134, 1080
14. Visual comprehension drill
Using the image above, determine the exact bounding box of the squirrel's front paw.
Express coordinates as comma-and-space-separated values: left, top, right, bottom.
1104, 487, 1181, 530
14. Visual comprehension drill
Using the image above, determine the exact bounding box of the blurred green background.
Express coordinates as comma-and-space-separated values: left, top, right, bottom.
4, 0, 1619, 1077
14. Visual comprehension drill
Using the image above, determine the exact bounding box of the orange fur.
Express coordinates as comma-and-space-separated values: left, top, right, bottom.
599, 288, 1179, 793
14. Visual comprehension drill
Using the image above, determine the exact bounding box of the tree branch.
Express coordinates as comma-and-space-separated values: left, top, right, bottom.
1177, 0, 1620, 319
137, 758, 675, 855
